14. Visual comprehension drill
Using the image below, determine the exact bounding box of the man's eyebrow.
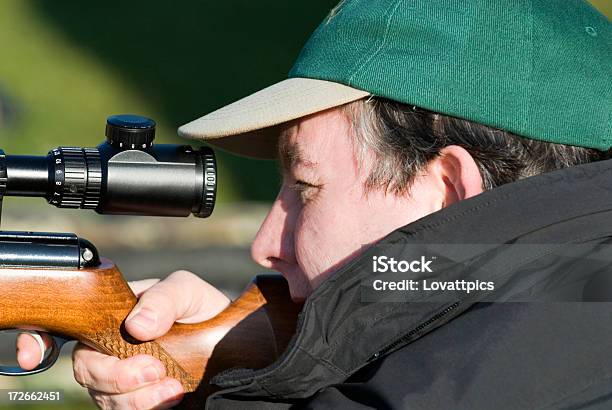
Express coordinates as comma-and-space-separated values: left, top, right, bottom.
278, 136, 317, 173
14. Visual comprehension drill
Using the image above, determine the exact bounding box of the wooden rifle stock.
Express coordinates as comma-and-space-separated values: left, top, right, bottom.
0, 258, 302, 401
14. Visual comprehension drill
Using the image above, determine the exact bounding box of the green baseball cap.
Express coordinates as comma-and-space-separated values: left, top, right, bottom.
179, 0, 611, 158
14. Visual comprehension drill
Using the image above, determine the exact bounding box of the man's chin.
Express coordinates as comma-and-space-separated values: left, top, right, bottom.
278, 270, 312, 303
287, 281, 312, 303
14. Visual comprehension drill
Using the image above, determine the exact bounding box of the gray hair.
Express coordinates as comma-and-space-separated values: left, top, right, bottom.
343, 97, 609, 194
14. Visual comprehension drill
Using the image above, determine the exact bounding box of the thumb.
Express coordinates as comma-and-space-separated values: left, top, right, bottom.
124, 270, 229, 341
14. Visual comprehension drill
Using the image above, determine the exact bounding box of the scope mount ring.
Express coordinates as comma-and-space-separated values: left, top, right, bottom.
0, 333, 70, 376
0, 149, 6, 226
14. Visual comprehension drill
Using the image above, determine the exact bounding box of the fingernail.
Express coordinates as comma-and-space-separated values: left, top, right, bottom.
138, 365, 161, 384
29, 332, 46, 365
127, 307, 157, 329
125, 306, 141, 322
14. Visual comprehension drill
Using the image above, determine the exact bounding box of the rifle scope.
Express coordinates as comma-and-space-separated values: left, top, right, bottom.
0, 115, 216, 217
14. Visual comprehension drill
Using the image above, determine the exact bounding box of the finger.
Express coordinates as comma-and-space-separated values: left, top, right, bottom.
16, 332, 53, 371
128, 279, 161, 298
124, 270, 229, 341
72, 343, 166, 394
89, 377, 183, 410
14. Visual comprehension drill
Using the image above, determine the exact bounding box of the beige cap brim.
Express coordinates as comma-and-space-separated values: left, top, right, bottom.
177, 78, 370, 159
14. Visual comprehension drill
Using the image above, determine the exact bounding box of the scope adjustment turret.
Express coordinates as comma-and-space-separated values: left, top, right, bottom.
105, 114, 156, 150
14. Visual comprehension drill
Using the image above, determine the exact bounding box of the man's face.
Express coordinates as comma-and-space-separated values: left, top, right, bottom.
251, 108, 442, 301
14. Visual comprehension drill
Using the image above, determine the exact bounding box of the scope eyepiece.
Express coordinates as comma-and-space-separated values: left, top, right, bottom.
0, 115, 217, 218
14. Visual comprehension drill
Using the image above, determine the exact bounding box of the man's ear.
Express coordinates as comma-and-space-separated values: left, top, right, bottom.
432, 145, 484, 207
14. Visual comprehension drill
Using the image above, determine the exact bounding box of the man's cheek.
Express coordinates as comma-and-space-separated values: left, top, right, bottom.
296, 241, 327, 279
294, 211, 334, 274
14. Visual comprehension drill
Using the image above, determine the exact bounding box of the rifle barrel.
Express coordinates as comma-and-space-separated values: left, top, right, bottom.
5, 155, 48, 196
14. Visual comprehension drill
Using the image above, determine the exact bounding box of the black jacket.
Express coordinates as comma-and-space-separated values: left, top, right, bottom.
205, 159, 612, 409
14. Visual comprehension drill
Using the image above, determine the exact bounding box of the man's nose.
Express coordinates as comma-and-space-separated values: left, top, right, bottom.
251, 194, 295, 269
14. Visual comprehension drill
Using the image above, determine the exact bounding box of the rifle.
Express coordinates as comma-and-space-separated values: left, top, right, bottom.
0, 115, 301, 403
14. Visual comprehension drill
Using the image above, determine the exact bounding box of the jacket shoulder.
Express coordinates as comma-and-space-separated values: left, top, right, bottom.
300, 302, 612, 410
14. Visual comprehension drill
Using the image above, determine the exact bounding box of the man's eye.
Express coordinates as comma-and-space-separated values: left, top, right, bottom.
290, 181, 319, 202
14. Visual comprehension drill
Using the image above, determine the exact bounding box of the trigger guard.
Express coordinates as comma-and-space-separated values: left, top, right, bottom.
0, 334, 70, 376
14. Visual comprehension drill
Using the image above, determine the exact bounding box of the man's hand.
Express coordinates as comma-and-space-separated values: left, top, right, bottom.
16, 270, 231, 410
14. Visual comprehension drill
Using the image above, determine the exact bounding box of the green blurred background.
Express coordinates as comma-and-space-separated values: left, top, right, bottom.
0, 0, 609, 408
0, 0, 341, 202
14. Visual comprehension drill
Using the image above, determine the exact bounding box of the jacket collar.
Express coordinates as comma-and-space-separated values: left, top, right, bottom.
212, 159, 612, 399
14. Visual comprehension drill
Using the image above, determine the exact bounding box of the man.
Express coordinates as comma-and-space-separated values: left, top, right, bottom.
17, 0, 611, 409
